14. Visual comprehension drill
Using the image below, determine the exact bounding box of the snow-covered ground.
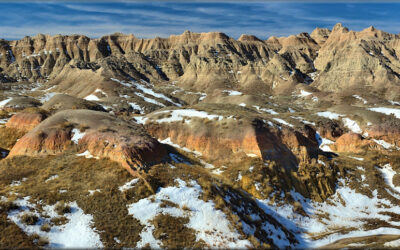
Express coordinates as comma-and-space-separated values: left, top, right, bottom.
84, 94, 100, 101
291, 116, 316, 126
76, 150, 99, 159
273, 118, 294, 127
259, 177, 400, 248
135, 92, 165, 107
127, 179, 252, 248
298, 89, 312, 97
147, 109, 225, 124
0, 97, 13, 108
315, 132, 334, 152
316, 111, 343, 120
128, 102, 144, 114
373, 139, 399, 150
39, 92, 58, 102
342, 117, 362, 134
254, 105, 279, 115
111, 78, 181, 107
369, 107, 400, 119
119, 178, 139, 192
8, 197, 103, 248
353, 95, 367, 104
223, 90, 242, 96
70, 128, 86, 144
134, 82, 181, 107
377, 164, 400, 193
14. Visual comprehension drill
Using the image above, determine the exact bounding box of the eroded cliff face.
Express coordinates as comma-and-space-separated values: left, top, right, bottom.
136, 105, 339, 201
8, 109, 167, 172
5, 111, 47, 132
1, 24, 399, 99
140, 106, 323, 168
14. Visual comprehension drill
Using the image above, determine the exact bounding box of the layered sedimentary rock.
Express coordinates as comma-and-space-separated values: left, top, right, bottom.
8, 109, 167, 172
139, 105, 323, 169
5, 111, 47, 132
139, 105, 340, 201
1, 24, 398, 100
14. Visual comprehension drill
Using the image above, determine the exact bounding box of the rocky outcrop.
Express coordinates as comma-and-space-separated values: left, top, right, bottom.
330, 132, 370, 153
312, 24, 400, 100
5, 111, 46, 132
316, 120, 344, 141
2, 24, 398, 100
8, 110, 167, 173
140, 105, 323, 169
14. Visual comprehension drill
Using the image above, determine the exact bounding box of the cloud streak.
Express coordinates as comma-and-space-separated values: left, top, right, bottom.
0, 2, 399, 40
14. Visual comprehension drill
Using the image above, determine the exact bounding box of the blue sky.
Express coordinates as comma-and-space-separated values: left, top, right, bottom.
0, 1, 399, 40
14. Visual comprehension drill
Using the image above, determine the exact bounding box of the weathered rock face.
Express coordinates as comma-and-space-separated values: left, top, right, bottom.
140, 106, 339, 201
316, 120, 345, 141
330, 132, 370, 153
2, 24, 398, 99
140, 106, 322, 169
5, 112, 46, 132
8, 109, 167, 172
312, 24, 400, 99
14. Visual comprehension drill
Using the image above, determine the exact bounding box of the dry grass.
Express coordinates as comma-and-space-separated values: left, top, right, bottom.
0, 127, 25, 150
0, 212, 38, 248
151, 214, 205, 248
0, 153, 144, 248
54, 201, 71, 215
20, 213, 39, 225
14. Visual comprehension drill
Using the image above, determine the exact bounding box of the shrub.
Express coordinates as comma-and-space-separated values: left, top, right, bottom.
55, 201, 71, 215
20, 213, 39, 225
40, 223, 51, 232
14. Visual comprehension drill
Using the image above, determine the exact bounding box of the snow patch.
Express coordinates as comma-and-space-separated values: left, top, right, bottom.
342, 118, 362, 134
128, 102, 144, 114
259, 178, 400, 248
298, 90, 312, 97
127, 179, 251, 248
385, 239, 400, 247
273, 118, 294, 127
8, 198, 103, 248
0, 97, 12, 108
119, 178, 139, 192
348, 156, 364, 161
223, 90, 242, 96
316, 111, 343, 120
315, 132, 334, 152
352, 95, 367, 104
378, 164, 400, 193
369, 107, 400, 119
84, 94, 100, 101
45, 175, 59, 182
76, 150, 99, 159
151, 109, 225, 124
373, 139, 398, 150
71, 128, 85, 144
135, 92, 165, 107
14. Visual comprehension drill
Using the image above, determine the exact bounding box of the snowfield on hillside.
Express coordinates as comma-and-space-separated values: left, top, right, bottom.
7, 197, 103, 248
128, 179, 252, 248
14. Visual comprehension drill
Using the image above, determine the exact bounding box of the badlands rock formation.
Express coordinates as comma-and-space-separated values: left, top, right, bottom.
8, 109, 167, 173
0, 23, 399, 99
1, 24, 400, 249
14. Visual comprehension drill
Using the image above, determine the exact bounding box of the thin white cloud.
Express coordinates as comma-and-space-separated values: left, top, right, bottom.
0, 2, 399, 40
